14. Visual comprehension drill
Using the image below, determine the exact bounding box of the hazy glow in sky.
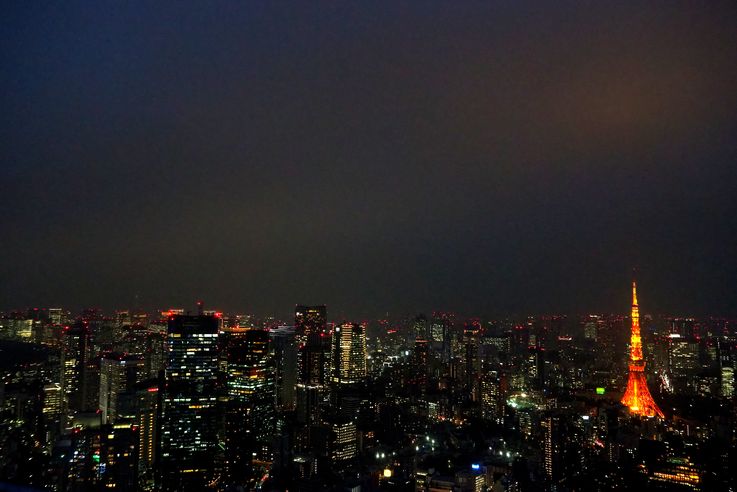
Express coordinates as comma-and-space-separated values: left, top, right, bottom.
2, 2, 736, 317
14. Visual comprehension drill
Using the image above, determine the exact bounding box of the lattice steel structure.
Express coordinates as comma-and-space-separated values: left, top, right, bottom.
621, 281, 664, 418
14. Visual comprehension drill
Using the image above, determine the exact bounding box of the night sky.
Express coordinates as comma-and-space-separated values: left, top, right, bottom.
2, 2, 736, 318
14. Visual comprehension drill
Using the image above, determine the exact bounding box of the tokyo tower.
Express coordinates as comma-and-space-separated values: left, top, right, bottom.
621, 280, 664, 418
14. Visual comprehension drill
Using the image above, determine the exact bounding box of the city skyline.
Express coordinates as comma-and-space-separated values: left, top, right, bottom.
0, 273, 733, 321
1, 277, 734, 490
2, 3, 736, 490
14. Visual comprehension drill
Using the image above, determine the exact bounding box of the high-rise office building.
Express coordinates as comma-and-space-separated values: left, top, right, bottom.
542, 415, 562, 487
270, 325, 298, 411
42, 383, 63, 439
583, 315, 601, 341
330, 418, 357, 464
412, 314, 429, 341
295, 305, 330, 386
158, 314, 221, 491
295, 305, 327, 345
430, 312, 453, 362
331, 322, 367, 385
480, 369, 503, 424
718, 341, 735, 399
61, 322, 93, 414
98, 422, 139, 490
136, 379, 160, 489
463, 323, 481, 396
99, 353, 144, 423
295, 333, 331, 447
223, 327, 276, 485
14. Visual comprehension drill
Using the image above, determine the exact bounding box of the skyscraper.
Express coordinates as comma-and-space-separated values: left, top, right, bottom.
136, 379, 160, 489
270, 325, 298, 411
295, 306, 330, 432
330, 322, 367, 385
430, 312, 453, 362
61, 322, 93, 415
223, 327, 276, 485
158, 314, 221, 491
621, 281, 664, 418
295, 305, 329, 385
99, 353, 144, 423
295, 305, 327, 345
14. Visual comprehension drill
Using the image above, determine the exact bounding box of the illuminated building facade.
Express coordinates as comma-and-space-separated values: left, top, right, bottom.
329, 418, 357, 464
649, 457, 701, 489
136, 380, 159, 488
621, 281, 664, 418
99, 353, 144, 423
223, 328, 276, 484
158, 314, 221, 491
480, 369, 504, 424
295, 305, 327, 348
61, 322, 93, 414
542, 415, 560, 484
330, 322, 367, 384
42, 382, 63, 438
98, 422, 139, 490
430, 312, 453, 362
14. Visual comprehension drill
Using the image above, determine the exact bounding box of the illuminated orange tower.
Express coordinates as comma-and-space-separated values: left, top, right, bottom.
621, 280, 664, 417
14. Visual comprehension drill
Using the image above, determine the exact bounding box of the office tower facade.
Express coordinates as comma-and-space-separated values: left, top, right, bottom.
480, 369, 503, 424
583, 315, 601, 341
331, 322, 367, 385
270, 325, 298, 411
99, 353, 144, 423
542, 415, 562, 487
329, 418, 357, 465
463, 323, 481, 396
295, 305, 327, 346
136, 380, 160, 489
158, 314, 221, 491
412, 314, 429, 341
294, 306, 330, 441
718, 341, 735, 398
61, 322, 93, 414
42, 382, 63, 439
98, 423, 139, 490
430, 312, 454, 362
223, 328, 276, 485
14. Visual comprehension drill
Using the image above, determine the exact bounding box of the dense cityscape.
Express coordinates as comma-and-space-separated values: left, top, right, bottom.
1, 282, 735, 491
3, 2, 737, 491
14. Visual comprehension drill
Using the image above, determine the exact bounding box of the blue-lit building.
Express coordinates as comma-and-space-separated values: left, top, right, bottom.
158, 314, 221, 491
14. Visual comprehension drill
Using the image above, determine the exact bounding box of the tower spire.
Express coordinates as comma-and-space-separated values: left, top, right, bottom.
632, 280, 638, 307
621, 277, 663, 418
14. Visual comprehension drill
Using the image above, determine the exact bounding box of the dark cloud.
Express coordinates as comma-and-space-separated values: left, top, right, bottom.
2, 1, 736, 318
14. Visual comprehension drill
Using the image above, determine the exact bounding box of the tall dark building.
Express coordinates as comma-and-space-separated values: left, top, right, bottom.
223, 327, 276, 486
61, 322, 94, 415
158, 314, 221, 491
412, 314, 429, 341
295, 305, 327, 343
463, 322, 481, 398
136, 379, 160, 490
270, 325, 298, 411
296, 332, 331, 432
430, 312, 453, 363
295, 306, 330, 430
98, 353, 144, 423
